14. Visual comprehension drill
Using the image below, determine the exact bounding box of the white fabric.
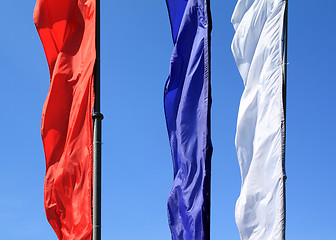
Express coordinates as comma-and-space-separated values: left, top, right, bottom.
231, 0, 286, 239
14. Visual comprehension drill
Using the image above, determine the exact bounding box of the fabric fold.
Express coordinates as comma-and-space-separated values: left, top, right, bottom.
164, 1, 212, 239
231, 0, 286, 239
34, 1, 96, 239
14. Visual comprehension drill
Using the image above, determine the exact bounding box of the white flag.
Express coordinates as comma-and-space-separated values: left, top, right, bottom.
231, 0, 287, 239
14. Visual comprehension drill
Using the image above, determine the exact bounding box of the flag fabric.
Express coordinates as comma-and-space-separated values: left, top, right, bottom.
33, 0, 96, 239
164, 1, 212, 239
231, 0, 287, 239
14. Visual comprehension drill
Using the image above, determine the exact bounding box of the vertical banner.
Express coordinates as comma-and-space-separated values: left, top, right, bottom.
34, 0, 96, 239
164, 0, 213, 239
231, 0, 287, 239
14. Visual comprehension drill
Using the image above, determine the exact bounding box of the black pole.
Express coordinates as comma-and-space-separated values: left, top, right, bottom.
281, 1, 288, 239
93, 0, 103, 240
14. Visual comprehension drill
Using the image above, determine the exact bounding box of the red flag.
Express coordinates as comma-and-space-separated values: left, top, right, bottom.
34, 1, 96, 239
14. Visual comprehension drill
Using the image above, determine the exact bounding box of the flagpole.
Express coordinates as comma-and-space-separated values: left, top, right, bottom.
281, 0, 288, 239
93, 0, 103, 240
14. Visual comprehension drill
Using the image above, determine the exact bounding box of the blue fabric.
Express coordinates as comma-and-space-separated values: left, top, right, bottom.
164, 1, 212, 239
165, 0, 188, 43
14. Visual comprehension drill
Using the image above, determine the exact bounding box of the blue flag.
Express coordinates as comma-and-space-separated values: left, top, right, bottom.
164, 1, 212, 239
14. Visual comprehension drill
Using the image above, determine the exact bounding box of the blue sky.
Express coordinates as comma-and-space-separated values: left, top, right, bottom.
0, 0, 335, 239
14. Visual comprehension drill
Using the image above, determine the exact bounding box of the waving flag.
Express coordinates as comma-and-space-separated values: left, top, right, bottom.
231, 0, 287, 239
164, 0, 213, 239
34, 0, 96, 239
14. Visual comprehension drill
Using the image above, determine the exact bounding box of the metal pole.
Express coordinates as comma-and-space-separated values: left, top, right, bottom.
93, 0, 103, 240
281, 1, 288, 239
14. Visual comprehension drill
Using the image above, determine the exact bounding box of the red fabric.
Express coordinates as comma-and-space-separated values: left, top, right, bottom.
34, 1, 95, 239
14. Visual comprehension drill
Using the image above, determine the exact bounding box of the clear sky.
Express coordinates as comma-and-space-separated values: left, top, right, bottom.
0, 0, 335, 239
